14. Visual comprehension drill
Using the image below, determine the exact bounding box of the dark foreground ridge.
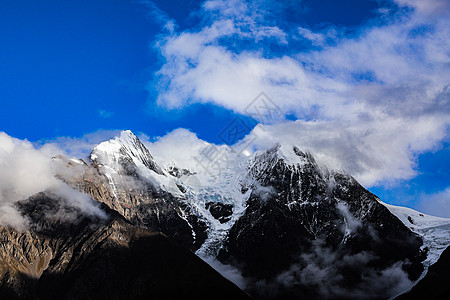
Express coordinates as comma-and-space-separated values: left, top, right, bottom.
395, 246, 450, 300
0, 193, 251, 300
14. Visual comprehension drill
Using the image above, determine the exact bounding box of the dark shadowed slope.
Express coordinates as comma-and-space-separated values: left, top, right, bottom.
396, 246, 450, 300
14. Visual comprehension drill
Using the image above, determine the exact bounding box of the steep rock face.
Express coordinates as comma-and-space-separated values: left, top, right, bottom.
219, 145, 425, 299
79, 169, 207, 251
205, 202, 233, 224
0, 191, 108, 299
55, 134, 208, 251
0, 192, 251, 300
0, 227, 52, 300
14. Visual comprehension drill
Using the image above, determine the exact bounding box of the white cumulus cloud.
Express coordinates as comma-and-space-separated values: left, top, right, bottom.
149, 0, 449, 188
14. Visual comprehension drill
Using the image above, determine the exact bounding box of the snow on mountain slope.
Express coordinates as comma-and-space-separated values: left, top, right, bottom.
91, 130, 183, 197
180, 150, 252, 258
172, 142, 320, 258
91, 130, 163, 174
379, 200, 450, 267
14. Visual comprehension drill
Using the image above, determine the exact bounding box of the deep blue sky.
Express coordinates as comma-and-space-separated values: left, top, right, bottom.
0, 0, 448, 213
0, 0, 382, 143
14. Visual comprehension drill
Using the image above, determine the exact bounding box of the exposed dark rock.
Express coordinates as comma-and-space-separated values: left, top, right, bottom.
166, 165, 196, 178
206, 202, 233, 223
219, 146, 425, 299
55, 154, 208, 251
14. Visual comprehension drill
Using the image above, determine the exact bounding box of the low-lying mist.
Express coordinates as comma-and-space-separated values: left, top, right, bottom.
0, 132, 105, 230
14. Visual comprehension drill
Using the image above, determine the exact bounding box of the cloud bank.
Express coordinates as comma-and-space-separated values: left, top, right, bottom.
150, 0, 450, 187
141, 128, 210, 171
0, 132, 105, 230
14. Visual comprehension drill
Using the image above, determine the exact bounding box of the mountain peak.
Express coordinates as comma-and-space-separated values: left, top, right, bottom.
91, 130, 164, 175
119, 129, 137, 141
252, 143, 320, 171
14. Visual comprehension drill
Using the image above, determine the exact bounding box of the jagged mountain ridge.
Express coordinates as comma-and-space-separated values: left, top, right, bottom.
213, 144, 427, 299
1, 130, 449, 299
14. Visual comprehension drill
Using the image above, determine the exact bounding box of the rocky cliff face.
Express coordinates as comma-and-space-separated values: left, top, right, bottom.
54, 133, 208, 252
218, 145, 425, 299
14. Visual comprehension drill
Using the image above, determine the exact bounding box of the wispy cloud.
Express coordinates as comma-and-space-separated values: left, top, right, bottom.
272, 243, 413, 299
149, 0, 449, 187
139, 0, 177, 34
98, 109, 114, 119
418, 187, 450, 218
395, 0, 450, 16
43, 129, 121, 160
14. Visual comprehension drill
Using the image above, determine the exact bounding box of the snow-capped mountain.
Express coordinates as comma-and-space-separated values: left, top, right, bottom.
85, 131, 450, 299
84, 131, 450, 298
91, 130, 183, 196
91, 130, 163, 175
1, 130, 448, 300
